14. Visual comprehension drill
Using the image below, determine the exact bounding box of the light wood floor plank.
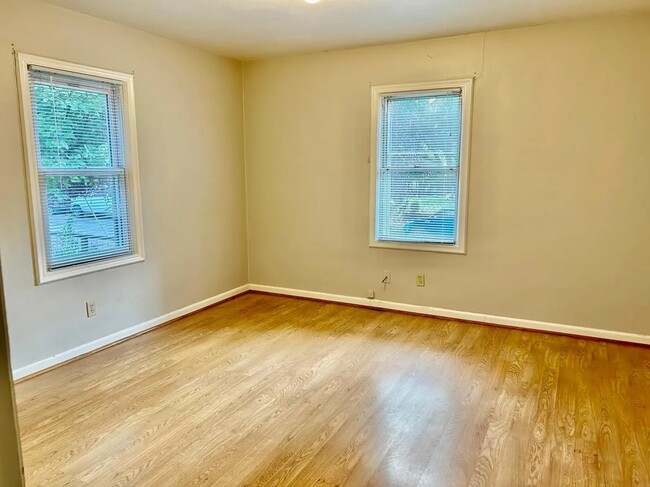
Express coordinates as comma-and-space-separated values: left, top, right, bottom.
15, 293, 650, 486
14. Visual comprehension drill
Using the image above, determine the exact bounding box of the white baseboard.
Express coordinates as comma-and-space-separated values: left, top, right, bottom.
249, 284, 650, 346
14, 282, 648, 381
12, 284, 250, 381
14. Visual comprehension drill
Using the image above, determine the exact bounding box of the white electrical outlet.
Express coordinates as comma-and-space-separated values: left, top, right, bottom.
86, 301, 97, 317
416, 274, 426, 287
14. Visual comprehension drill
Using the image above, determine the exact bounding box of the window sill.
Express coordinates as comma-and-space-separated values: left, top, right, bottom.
369, 240, 466, 254
36, 253, 145, 285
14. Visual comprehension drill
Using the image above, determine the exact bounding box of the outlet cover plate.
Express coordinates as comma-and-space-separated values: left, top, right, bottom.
86, 301, 97, 317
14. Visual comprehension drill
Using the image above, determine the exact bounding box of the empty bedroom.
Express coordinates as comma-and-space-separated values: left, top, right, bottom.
0, 0, 649, 485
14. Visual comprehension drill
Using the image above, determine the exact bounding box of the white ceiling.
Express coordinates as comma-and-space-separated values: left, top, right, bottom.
44, 0, 650, 59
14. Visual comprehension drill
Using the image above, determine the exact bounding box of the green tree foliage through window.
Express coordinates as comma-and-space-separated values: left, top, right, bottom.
33, 83, 113, 169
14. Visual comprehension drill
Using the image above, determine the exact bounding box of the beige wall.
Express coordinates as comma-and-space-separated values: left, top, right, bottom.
243, 15, 650, 335
0, 0, 248, 370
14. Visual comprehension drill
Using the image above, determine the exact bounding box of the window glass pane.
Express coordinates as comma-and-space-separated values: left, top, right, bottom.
376, 91, 462, 244
41, 174, 131, 269
384, 94, 461, 169
377, 169, 458, 243
31, 81, 119, 169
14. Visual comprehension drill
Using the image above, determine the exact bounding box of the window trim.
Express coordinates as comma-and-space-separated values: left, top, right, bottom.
369, 79, 473, 254
15, 53, 145, 285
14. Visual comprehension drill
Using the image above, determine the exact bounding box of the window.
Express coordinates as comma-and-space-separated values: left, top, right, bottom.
16, 54, 144, 284
369, 79, 473, 253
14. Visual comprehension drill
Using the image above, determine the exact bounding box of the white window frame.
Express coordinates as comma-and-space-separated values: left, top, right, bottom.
15, 53, 145, 284
369, 79, 473, 254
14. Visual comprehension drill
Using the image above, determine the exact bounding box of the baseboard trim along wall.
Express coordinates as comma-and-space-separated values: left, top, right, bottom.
249, 284, 650, 347
12, 284, 250, 381
14, 282, 650, 381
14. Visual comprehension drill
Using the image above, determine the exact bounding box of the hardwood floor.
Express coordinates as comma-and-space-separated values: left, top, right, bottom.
15, 293, 650, 486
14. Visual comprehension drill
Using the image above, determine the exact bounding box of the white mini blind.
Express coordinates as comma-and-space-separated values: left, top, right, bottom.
27, 66, 134, 270
376, 90, 462, 245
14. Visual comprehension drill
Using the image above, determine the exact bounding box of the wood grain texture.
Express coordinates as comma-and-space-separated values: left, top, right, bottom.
15, 293, 650, 486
